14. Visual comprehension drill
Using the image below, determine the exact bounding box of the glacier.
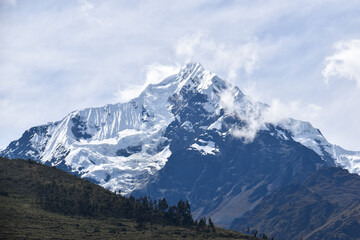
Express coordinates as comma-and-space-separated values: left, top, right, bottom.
1, 62, 359, 196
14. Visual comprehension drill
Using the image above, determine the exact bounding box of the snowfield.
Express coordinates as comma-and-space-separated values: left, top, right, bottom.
1, 62, 359, 194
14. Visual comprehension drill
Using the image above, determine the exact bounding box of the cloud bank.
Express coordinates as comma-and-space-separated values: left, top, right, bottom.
1, 0, 360, 150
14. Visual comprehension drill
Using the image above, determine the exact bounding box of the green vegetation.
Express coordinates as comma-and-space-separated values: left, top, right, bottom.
0, 157, 258, 239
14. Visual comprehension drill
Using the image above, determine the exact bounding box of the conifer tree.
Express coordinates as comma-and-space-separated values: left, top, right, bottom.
197, 217, 206, 231
208, 217, 216, 232
158, 198, 168, 213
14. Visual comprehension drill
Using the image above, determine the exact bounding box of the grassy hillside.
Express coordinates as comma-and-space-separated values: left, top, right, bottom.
0, 157, 260, 239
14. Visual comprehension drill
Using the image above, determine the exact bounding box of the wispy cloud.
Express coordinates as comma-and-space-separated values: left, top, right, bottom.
115, 63, 180, 102
322, 39, 360, 87
175, 33, 259, 83
218, 87, 323, 142
219, 88, 278, 142
1, 0, 360, 150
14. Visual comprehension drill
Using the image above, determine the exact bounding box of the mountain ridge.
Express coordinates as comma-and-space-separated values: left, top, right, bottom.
230, 167, 360, 239
1, 62, 359, 229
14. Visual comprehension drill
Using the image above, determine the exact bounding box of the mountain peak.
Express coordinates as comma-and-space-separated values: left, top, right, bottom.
2, 61, 360, 239
180, 62, 204, 72
178, 62, 206, 82
1, 61, 360, 197
175, 62, 221, 95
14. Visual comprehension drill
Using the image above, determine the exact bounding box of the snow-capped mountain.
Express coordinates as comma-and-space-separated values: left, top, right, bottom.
1, 63, 223, 194
1, 62, 359, 226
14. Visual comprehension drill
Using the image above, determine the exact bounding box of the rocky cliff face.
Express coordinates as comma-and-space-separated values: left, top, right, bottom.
1, 62, 359, 228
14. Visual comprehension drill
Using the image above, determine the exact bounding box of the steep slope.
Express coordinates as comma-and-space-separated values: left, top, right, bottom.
0, 62, 239, 195
0, 157, 257, 240
304, 203, 360, 240
281, 119, 360, 173
230, 168, 360, 240
133, 115, 325, 227
0, 75, 178, 194
1, 62, 359, 227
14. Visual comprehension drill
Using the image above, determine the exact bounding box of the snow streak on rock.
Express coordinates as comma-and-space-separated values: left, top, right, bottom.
1, 62, 359, 195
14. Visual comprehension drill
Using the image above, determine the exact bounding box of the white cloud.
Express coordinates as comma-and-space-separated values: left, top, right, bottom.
1, 0, 360, 151
175, 33, 259, 83
322, 39, 360, 87
267, 100, 322, 123
113, 33, 259, 104
219, 87, 322, 142
219, 88, 277, 142
115, 63, 180, 103
79, 0, 93, 12
114, 85, 142, 103
175, 32, 203, 61
145, 63, 180, 86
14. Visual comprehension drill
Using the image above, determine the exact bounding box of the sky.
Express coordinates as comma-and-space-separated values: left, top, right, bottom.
0, 0, 360, 150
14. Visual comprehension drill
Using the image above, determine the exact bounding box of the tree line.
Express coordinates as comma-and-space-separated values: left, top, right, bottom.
35, 180, 215, 231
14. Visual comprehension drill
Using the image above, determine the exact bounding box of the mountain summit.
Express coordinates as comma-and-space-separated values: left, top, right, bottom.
1, 62, 231, 193
1, 62, 359, 227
